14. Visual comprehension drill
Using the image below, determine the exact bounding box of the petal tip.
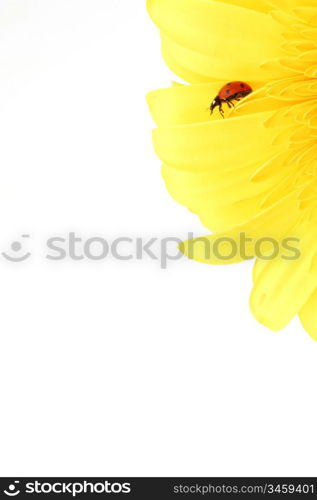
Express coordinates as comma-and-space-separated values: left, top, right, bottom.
250, 291, 287, 332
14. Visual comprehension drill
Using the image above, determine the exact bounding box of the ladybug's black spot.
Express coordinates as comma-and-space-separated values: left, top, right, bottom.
240, 83, 245, 88
226, 89, 231, 94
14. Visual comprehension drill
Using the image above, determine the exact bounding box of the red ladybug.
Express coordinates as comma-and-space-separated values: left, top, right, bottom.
210, 81, 252, 118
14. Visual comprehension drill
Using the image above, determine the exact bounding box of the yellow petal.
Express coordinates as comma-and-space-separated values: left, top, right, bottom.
250, 224, 317, 331
147, 0, 287, 82
292, 7, 317, 27
199, 196, 271, 232
214, 0, 271, 13
153, 111, 281, 172
180, 231, 254, 265
299, 289, 317, 341
147, 82, 227, 126
266, 0, 317, 10
161, 35, 217, 83
162, 155, 297, 231
181, 192, 301, 265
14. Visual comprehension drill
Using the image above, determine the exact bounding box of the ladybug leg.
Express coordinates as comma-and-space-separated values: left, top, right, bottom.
219, 103, 225, 118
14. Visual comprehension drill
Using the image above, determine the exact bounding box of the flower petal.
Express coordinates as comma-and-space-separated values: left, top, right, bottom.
153, 111, 282, 172
299, 289, 317, 341
162, 153, 298, 232
147, 82, 227, 126
214, 0, 271, 13
250, 224, 317, 330
180, 193, 301, 265
161, 35, 218, 83
147, 0, 287, 82
266, 0, 317, 10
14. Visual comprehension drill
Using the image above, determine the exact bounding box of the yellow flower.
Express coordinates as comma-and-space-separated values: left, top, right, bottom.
146, 0, 317, 341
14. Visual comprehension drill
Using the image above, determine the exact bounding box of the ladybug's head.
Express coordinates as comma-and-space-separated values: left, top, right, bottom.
210, 96, 221, 115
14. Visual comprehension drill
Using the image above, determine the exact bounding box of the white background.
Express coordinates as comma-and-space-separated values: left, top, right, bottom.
0, 0, 316, 477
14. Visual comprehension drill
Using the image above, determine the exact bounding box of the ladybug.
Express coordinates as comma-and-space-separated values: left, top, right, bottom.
210, 81, 252, 118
